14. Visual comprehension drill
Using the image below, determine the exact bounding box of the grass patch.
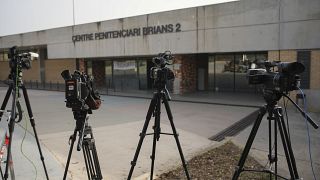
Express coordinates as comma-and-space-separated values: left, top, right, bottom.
158, 141, 270, 179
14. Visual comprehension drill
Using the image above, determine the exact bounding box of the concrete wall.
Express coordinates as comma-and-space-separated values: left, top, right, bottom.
0, 0, 319, 58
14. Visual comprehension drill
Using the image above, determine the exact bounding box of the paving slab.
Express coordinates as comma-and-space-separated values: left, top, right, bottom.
40, 121, 215, 180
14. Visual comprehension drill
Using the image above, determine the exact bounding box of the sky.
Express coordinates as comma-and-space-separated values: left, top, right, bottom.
0, 0, 237, 37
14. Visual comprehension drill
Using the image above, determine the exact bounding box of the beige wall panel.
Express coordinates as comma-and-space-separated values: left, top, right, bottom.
311, 50, 320, 90
0, 62, 10, 80
44, 59, 76, 83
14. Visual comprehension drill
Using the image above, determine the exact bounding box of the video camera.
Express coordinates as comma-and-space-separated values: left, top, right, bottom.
247, 61, 305, 94
8, 46, 38, 70
61, 70, 101, 111
150, 51, 175, 83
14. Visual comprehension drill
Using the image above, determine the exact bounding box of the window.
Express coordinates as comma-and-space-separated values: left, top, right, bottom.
208, 52, 267, 92
0, 52, 9, 61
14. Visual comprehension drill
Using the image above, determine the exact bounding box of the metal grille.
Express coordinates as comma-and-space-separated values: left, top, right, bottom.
209, 109, 260, 142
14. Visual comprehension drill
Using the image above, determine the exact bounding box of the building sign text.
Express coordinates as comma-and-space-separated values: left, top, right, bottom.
72, 23, 182, 42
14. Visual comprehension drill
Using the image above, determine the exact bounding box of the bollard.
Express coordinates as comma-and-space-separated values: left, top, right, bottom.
107, 79, 110, 95
50, 81, 52, 90
138, 79, 141, 90
121, 79, 123, 92
36, 80, 38, 88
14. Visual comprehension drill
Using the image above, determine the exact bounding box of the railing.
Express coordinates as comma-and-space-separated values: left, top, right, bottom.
25, 80, 65, 91
0, 80, 65, 92
0, 79, 169, 96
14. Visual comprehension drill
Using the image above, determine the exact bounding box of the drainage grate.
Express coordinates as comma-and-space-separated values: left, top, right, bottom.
209, 109, 260, 142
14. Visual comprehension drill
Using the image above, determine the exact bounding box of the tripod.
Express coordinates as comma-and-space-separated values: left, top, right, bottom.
127, 80, 190, 179
0, 82, 49, 180
232, 93, 318, 180
63, 111, 102, 180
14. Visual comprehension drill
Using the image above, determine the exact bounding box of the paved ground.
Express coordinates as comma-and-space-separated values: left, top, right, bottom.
232, 108, 320, 179
0, 86, 319, 180
0, 87, 256, 179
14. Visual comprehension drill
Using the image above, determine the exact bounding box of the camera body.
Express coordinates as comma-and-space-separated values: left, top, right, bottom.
150, 51, 175, 90
61, 70, 101, 111
152, 51, 173, 68
150, 67, 174, 82
8, 46, 38, 70
247, 61, 304, 93
150, 51, 175, 81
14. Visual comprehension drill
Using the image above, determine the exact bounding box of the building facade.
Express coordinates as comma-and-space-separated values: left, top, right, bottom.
0, 0, 319, 111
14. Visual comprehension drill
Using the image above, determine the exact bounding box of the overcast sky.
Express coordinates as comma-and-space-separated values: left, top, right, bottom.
0, 0, 236, 37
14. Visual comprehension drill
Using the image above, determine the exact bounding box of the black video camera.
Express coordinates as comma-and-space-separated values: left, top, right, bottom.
150, 51, 175, 83
61, 70, 101, 111
247, 61, 305, 94
8, 46, 38, 70
152, 51, 174, 68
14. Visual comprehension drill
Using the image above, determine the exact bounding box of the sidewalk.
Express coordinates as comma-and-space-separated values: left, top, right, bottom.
0, 86, 318, 179
0, 117, 65, 180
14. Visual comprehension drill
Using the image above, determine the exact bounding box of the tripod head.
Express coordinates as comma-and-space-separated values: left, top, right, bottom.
150, 51, 175, 99
261, 90, 318, 129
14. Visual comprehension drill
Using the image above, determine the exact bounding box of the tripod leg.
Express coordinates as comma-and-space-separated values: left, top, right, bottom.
82, 131, 103, 180
0, 85, 13, 120
4, 86, 18, 180
21, 86, 49, 180
150, 96, 160, 180
63, 129, 77, 180
162, 94, 190, 180
90, 138, 103, 179
274, 111, 278, 180
274, 107, 299, 179
83, 142, 94, 180
267, 109, 278, 180
127, 94, 157, 180
232, 106, 267, 180
87, 131, 102, 179
267, 110, 273, 180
